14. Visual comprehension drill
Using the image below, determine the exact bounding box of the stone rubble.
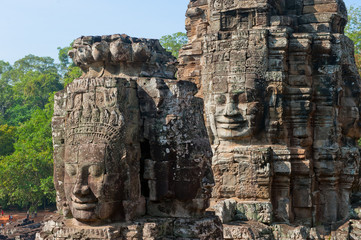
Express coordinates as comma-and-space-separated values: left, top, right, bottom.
0, 218, 42, 240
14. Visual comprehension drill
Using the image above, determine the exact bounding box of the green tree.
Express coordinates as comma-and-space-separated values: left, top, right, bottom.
4, 104, 37, 126
345, 6, 361, 54
0, 61, 11, 76
0, 44, 84, 209
12, 55, 58, 78
0, 61, 13, 121
159, 32, 188, 58
58, 46, 72, 70
13, 70, 62, 108
345, 5, 361, 74
0, 55, 63, 125
0, 124, 16, 156
63, 65, 82, 87
0, 43, 84, 209
0, 99, 55, 209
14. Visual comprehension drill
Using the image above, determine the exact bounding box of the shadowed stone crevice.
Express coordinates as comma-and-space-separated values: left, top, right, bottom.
140, 139, 151, 198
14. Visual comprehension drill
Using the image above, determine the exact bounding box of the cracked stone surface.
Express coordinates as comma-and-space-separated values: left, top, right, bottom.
45, 35, 221, 239
36, 0, 361, 239
178, 0, 361, 234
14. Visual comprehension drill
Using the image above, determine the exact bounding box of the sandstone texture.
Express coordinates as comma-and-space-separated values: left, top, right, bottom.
178, 0, 361, 237
44, 35, 221, 239
39, 0, 361, 239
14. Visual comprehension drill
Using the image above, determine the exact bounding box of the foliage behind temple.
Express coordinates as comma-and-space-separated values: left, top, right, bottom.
0, 17, 359, 211
0, 47, 81, 210
345, 5, 361, 74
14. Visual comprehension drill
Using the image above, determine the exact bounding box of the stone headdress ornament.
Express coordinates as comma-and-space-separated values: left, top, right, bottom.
64, 78, 124, 145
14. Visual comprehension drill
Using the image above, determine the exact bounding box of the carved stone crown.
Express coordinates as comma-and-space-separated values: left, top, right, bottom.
65, 122, 122, 144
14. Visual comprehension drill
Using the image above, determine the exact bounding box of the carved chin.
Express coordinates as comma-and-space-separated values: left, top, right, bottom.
69, 201, 118, 222
70, 207, 98, 222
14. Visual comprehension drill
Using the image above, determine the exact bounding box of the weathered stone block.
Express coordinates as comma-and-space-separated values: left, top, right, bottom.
235, 202, 272, 224
213, 199, 237, 223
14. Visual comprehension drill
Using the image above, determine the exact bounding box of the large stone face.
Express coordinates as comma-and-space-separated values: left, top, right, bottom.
52, 35, 215, 229
178, 0, 361, 229
53, 76, 144, 223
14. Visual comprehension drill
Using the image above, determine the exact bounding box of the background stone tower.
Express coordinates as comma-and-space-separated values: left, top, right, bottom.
178, 0, 361, 229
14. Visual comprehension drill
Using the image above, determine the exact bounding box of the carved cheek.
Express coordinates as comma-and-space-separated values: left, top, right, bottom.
214, 95, 227, 115
65, 164, 77, 180
236, 103, 247, 117
63, 164, 78, 201
87, 165, 105, 199
215, 105, 226, 115
87, 178, 103, 199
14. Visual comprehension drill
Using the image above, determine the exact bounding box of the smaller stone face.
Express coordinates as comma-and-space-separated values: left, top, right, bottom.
178, 0, 361, 229
212, 91, 263, 140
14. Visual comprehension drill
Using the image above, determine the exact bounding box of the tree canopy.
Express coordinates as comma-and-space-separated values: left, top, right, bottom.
159, 32, 188, 58
0, 46, 81, 210
0, 102, 55, 210
345, 5, 361, 74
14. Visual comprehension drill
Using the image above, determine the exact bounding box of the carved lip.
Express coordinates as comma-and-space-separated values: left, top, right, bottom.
72, 197, 97, 210
216, 117, 247, 129
72, 202, 97, 210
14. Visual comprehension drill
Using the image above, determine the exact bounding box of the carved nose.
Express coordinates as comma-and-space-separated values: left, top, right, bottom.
224, 102, 240, 116
73, 176, 90, 196
73, 183, 90, 196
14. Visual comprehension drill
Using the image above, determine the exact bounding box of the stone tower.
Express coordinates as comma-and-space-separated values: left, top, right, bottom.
178, 0, 361, 228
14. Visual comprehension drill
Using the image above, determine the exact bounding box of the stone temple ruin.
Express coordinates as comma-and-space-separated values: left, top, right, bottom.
36, 0, 361, 239
44, 35, 222, 239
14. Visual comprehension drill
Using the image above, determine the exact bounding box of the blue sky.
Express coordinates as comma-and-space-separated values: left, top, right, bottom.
0, 0, 359, 64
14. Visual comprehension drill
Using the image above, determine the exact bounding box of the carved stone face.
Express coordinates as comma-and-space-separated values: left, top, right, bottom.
57, 78, 143, 223
212, 90, 262, 140
64, 142, 123, 222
